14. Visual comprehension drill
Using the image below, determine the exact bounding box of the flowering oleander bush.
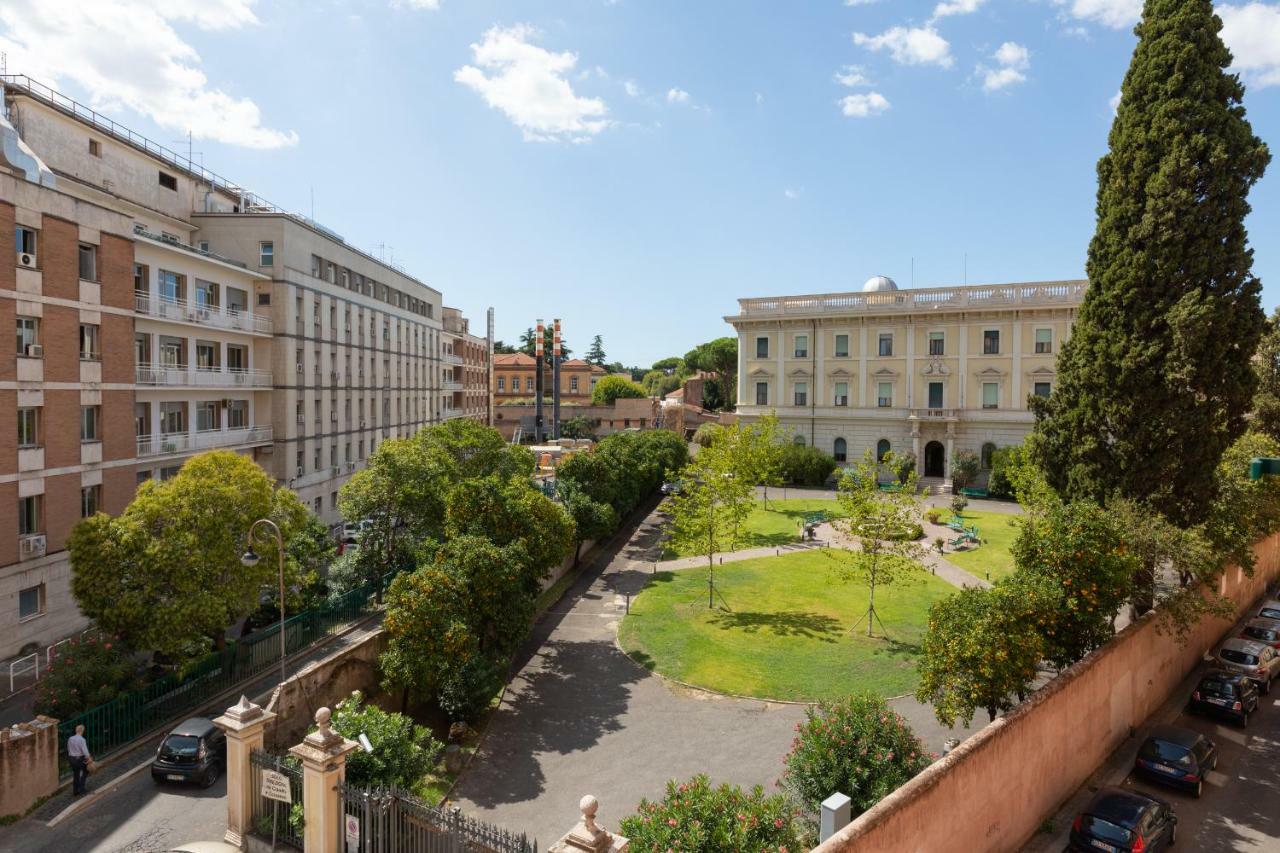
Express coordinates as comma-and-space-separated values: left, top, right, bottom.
619, 774, 806, 852
782, 694, 932, 818
33, 635, 142, 718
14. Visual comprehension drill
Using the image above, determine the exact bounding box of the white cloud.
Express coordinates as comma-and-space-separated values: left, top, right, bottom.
623, 80, 642, 97
392, 0, 441, 9
1220, 3, 1280, 88
845, 0, 880, 5
834, 65, 872, 87
979, 41, 1030, 92
784, 187, 801, 200
454, 24, 611, 143
755, 92, 765, 105
932, 0, 986, 19
0, 0, 297, 149
666, 87, 691, 104
853, 26, 953, 68
1109, 89, 1122, 112
839, 91, 891, 117
1053, 0, 1142, 29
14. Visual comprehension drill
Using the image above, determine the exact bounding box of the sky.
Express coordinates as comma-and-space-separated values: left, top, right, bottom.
2, 0, 1279, 366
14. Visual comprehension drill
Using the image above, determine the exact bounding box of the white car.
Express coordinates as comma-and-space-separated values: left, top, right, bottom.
1216, 637, 1280, 694
1256, 599, 1280, 621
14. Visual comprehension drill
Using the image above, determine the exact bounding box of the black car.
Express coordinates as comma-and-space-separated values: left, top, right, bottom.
1134, 725, 1217, 797
151, 717, 226, 787
1068, 787, 1177, 852
1189, 671, 1259, 725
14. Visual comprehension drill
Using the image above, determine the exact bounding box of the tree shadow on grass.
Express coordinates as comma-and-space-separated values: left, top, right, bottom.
708, 609, 842, 642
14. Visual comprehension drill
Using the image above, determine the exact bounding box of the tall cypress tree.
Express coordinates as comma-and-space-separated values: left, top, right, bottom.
1032, 0, 1270, 527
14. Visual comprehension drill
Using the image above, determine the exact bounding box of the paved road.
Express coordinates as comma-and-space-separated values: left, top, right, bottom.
450, 499, 979, 847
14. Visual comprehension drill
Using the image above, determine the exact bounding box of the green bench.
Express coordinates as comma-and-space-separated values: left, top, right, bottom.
959, 487, 988, 498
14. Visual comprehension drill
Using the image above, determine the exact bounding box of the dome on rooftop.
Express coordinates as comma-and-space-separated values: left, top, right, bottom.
862, 275, 898, 293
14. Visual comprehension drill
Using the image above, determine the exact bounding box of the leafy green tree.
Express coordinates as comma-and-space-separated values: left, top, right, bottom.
1253, 310, 1280, 444
591, 374, 647, 405
916, 578, 1055, 726
328, 691, 442, 790
651, 356, 684, 373
34, 635, 141, 718
684, 338, 738, 409
585, 334, 607, 367
830, 451, 926, 637
667, 452, 753, 606
1031, 0, 1270, 528
557, 429, 687, 520
620, 775, 806, 852
692, 422, 722, 448
492, 339, 517, 354
641, 369, 682, 398
950, 450, 980, 493
987, 444, 1027, 499
779, 443, 837, 487
560, 415, 596, 440
381, 564, 477, 710
739, 413, 786, 506
418, 418, 534, 482
1011, 500, 1137, 669
561, 486, 618, 567
446, 476, 573, 582
68, 451, 308, 660
519, 326, 572, 359
1205, 431, 1280, 574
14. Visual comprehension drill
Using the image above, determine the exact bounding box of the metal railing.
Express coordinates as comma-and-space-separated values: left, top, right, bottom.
909, 408, 959, 420
735, 280, 1087, 317
441, 353, 464, 366
134, 292, 272, 335
441, 380, 464, 391
135, 364, 273, 387
441, 407, 465, 420
8, 653, 38, 693
250, 750, 304, 849
340, 783, 536, 853
133, 224, 248, 270
136, 425, 274, 458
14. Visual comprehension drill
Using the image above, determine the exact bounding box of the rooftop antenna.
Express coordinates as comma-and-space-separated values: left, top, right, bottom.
172, 130, 202, 168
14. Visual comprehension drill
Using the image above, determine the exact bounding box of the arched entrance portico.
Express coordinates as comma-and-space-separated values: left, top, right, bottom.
924, 440, 945, 478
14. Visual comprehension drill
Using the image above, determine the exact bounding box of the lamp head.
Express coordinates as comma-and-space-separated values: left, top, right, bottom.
240, 548, 261, 568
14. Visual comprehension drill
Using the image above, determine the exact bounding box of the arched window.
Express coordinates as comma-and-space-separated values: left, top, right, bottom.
981, 442, 997, 470
876, 439, 891, 462
833, 437, 847, 463
793, 435, 806, 446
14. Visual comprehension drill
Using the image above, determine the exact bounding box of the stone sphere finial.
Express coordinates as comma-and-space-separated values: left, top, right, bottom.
315, 706, 332, 733
580, 794, 601, 833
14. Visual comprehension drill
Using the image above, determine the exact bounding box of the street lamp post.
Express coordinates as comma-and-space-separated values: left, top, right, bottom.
240, 518, 287, 689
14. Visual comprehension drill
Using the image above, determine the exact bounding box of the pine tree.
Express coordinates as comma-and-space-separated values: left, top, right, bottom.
1032, 0, 1269, 527
1252, 310, 1280, 443
586, 335, 607, 367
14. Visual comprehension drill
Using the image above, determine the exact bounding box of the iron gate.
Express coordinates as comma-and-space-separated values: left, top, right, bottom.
338, 784, 536, 853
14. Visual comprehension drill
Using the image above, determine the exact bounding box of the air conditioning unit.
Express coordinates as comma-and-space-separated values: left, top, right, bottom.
20, 534, 47, 559
17, 252, 37, 268
25, 344, 43, 357
221, 399, 233, 408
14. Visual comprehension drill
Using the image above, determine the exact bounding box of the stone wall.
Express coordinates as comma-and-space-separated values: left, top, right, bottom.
815, 532, 1280, 853
265, 630, 387, 750
0, 716, 59, 818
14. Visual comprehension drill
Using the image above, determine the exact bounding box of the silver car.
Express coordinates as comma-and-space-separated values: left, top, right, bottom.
1216, 637, 1280, 694
1257, 599, 1280, 621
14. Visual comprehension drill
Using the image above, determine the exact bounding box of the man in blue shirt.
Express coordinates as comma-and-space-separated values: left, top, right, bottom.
67, 725, 92, 795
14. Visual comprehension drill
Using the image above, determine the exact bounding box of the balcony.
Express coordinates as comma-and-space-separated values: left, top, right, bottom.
908, 408, 959, 421
136, 365, 273, 388
442, 353, 464, 366
135, 292, 272, 335
442, 407, 465, 420
136, 425, 273, 458
441, 380, 464, 392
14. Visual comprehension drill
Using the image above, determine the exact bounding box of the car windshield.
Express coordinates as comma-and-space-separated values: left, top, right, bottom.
1260, 607, 1280, 619
161, 734, 201, 757
1081, 815, 1133, 844
1221, 649, 1259, 666
1201, 679, 1235, 695
1245, 627, 1277, 642
1139, 740, 1193, 766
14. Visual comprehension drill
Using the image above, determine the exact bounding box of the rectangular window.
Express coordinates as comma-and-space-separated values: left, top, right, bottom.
756, 336, 769, 359
16, 316, 38, 355
158, 270, 184, 302
928, 382, 944, 409
88, 139, 101, 157
195, 341, 219, 370
834, 382, 849, 406
1034, 381, 1052, 399
259, 241, 274, 266
794, 335, 808, 359
296, 449, 305, 474
80, 485, 101, 518
196, 401, 219, 432
18, 407, 38, 447
497, 377, 505, 392
526, 377, 534, 392
78, 244, 97, 281
1035, 328, 1053, 354
227, 400, 248, 429
133, 263, 148, 293
878, 333, 893, 357
756, 382, 769, 406
18, 494, 41, 536
928, 332, 945, 356
80, 406, 100, 442
159, 337, 185, 367
19, 584, 44, 620
135, 402, 149, 438
79, 323, 100, 360
160, 401, 185, 434
834, 334, 849, 358
16, 225, 37, 257
194, 279, 219, 308
226, 345, 247, 371
877, 382, 893, 408
158, 171, 177, 190
794, 382, 808, 407
982, 382, 999, 409
983, 329, 1000, 355
570, 376, 579, 393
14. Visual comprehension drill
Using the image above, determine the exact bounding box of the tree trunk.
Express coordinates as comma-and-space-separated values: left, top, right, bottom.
987, 706, 997, 722
573, 540, 582, 570
400, 687, 410, 714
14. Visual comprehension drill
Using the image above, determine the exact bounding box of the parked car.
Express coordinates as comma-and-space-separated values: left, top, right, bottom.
151, 717, 226, 787
1240, 617, 1280, 650
660, 480, 683, 495
1068, 787, 1176, 852
1134, 725, 1218, 798
1189, 671, 1259, 725
1256, 599, 1280, 621
1215, 637, 1280, 693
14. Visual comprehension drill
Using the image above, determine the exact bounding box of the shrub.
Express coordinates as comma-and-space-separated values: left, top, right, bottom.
950, 495, 969, 518
782, 694, 932, 818
619, 775, 806, 852
924, 509, 942, 524
692, 422, 723, 448
779, 444, 837, 486
592, 375, 646, 406
892, 452, 916, 485
987, 445, 1023, 499
561, 415, 597, 440
328, 691, 442, 789
950, 450, 980, 492
34, 635, 142, 718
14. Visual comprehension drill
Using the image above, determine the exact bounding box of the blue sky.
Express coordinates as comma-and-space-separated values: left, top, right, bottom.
4, 0, 1279, 365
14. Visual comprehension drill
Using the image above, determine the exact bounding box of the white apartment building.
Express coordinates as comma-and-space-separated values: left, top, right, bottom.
727, 275, 1086, 484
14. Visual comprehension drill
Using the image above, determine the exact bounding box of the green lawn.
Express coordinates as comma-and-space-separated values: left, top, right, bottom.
618, 550, 956, 701
940, 509, 1022, 583
662, 497, 845, 558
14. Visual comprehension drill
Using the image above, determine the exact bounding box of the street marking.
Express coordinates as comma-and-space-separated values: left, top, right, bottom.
1211, 726, 1248, 746
1205, 770, 1230, 787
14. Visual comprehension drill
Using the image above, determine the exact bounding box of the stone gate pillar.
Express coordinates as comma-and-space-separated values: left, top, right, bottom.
289, 707, 357, 853
214, 695, 275, 848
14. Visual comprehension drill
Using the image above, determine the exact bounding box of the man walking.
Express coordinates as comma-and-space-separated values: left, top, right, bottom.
67, 724, 92, 796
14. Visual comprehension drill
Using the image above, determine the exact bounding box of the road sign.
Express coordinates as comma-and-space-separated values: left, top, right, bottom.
345, 814, 361, 845
260, 769, 292, 804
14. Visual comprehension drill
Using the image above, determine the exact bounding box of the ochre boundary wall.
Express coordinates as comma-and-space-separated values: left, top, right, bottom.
815, 532, 1280, 853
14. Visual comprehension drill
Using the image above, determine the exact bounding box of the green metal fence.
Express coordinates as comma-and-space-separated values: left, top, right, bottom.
56, 572, 397, 779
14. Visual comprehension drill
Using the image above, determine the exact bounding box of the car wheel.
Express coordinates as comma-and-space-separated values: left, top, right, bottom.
1169, 820, 1177, 846
1194, 779, 1203, 799
1265, 678, 1273, 696
201, 765, 219, 788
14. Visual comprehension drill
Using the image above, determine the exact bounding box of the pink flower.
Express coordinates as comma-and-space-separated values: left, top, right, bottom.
667, 818, 677, 827
774, 818, 784, 829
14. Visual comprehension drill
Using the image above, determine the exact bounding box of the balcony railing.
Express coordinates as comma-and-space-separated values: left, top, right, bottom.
908, 408, 959, 420
136, 365, 273, 388
735, 280, 1087, 318
136, 425, 273, 458
442, 407, 465, 420
442, 380, 464, 392
134, 292, 272, 335
442, 353, 464, 366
